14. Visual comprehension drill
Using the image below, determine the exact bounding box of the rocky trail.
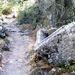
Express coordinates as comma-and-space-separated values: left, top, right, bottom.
0, 18, 34, 75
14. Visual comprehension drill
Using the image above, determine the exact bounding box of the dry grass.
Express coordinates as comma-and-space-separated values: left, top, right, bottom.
28, 53, 53, 69
17, 24, 40, 41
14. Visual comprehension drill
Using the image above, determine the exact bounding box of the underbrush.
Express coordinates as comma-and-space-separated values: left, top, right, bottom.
18, 1, 49, 28
2, 7, 12, 15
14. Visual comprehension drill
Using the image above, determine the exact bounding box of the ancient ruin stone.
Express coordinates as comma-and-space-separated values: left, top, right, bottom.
34, 22, 75, 65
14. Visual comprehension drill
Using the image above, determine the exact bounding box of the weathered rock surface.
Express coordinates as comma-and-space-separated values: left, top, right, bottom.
0, 25, 6, 38
0, 16, 4, 24
34, 22, 75, 65
35, 28, 57, 48
47, 68, 57, 75
20, 29, 30, 35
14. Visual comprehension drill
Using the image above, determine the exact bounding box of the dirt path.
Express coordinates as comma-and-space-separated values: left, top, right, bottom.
0, 22, 34, 75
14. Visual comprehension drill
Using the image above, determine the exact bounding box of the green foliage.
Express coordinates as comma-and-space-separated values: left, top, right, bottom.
57, 60, 75, 71
2, 7, 12, 15
0, 0, 27, 15
71, 65, 75, 71
7, 0, 26, 6
18, 0, 49, 27
12, 0, 75, 28
46, 0, 75, 27
59, 0, 74, 25
57, 61, 66, 68
3, 38, 10, 44
57, 61, 70, 69
64, 0, 74, 8
0, 3, 3, 14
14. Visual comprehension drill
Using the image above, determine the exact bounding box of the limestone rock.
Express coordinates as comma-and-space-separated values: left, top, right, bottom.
34, 22, 75, 65
35, 28, 57, 48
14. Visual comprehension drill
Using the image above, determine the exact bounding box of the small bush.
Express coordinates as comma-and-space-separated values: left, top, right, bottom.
71, 65, 75, 71
57, 61, 66, 68
57, 61, 70, 69
0, 4, 3, 14
2, 8, 12, 15
18, 2, 49, 28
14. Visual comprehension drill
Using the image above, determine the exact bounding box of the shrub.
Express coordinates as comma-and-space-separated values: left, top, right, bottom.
0, 3, 3, 14
2, 7, 12, 15
57, 60, 70, 69
71, 65, 75, 71
18, 1, 49, 28
57, 61, 66, 68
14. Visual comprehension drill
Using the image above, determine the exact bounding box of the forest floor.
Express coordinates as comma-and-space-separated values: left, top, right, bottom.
0, 17, 35, 75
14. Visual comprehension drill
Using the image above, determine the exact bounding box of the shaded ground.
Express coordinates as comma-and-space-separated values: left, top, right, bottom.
0, 18, 34, 75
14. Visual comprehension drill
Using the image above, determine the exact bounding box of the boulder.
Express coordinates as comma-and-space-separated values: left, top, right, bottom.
21, 29, 30, 35
2, 44, 9, 51
35, 28, 57, 48
34, 22, 75, 65
0, 25, 6, 38
47, 68, 69, 75
0, 16, 4, 24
